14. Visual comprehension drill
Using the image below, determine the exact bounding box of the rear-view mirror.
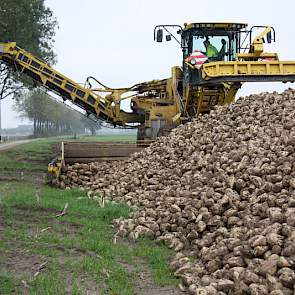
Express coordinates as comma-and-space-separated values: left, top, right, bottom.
267, 31, 272, 43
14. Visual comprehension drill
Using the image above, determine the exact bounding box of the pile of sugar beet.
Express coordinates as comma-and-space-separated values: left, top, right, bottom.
56, 89, 295, 294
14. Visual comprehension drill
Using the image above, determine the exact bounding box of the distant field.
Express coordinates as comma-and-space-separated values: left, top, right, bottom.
74, 133, 137, 142
0, 134, 180, 295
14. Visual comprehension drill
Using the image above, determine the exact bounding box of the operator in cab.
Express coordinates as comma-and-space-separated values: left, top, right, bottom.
203, 39, 218, 59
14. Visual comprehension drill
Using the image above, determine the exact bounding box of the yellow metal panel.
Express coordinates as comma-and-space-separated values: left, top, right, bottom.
202, 61, 295, 79
0, 42, 17, 54
237, 53, 279, 60
184, 23, 247, 31
149, 105, 178, 122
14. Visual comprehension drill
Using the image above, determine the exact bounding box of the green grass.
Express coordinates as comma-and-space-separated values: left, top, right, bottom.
0, 133, 136, 171
0, 138, 55, 171
0, 136, 179, 294
0, 182, 178, 294
133, 238, 179, 286
0, 274, 16, 294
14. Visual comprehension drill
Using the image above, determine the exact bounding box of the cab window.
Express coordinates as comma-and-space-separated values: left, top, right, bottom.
192, 36, 229, 61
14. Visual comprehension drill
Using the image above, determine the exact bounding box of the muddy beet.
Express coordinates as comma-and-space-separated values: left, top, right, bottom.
57, 89, 295, 294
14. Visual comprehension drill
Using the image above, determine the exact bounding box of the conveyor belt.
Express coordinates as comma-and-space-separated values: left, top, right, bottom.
0, 42, 117, 124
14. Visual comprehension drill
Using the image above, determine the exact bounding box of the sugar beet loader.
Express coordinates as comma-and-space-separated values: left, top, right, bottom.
1, 22, 295, 174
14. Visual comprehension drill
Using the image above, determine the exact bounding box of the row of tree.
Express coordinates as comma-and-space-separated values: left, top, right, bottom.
14, 89, 101, 137
0, 1, 102, 137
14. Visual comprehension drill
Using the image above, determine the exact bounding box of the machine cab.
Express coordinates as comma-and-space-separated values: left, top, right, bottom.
181, 22, 247, 63
154, 22, 247, 85
182, 23, 247, 85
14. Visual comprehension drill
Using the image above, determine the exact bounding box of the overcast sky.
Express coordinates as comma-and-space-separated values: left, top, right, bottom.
1, 0, 295, 128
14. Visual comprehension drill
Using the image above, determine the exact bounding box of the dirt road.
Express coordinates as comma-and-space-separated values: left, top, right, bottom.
0, 139, 33, 152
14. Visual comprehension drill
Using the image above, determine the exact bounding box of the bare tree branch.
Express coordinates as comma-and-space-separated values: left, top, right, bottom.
1, 85, 26, 100
0, 71, 10, 100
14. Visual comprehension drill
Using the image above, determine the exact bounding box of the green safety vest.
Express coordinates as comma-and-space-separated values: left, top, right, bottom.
206, 44, 219, 58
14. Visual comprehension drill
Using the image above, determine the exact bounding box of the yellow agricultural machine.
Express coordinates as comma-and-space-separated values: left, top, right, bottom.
1, 22, 295, 174
1, 22, 295, 139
